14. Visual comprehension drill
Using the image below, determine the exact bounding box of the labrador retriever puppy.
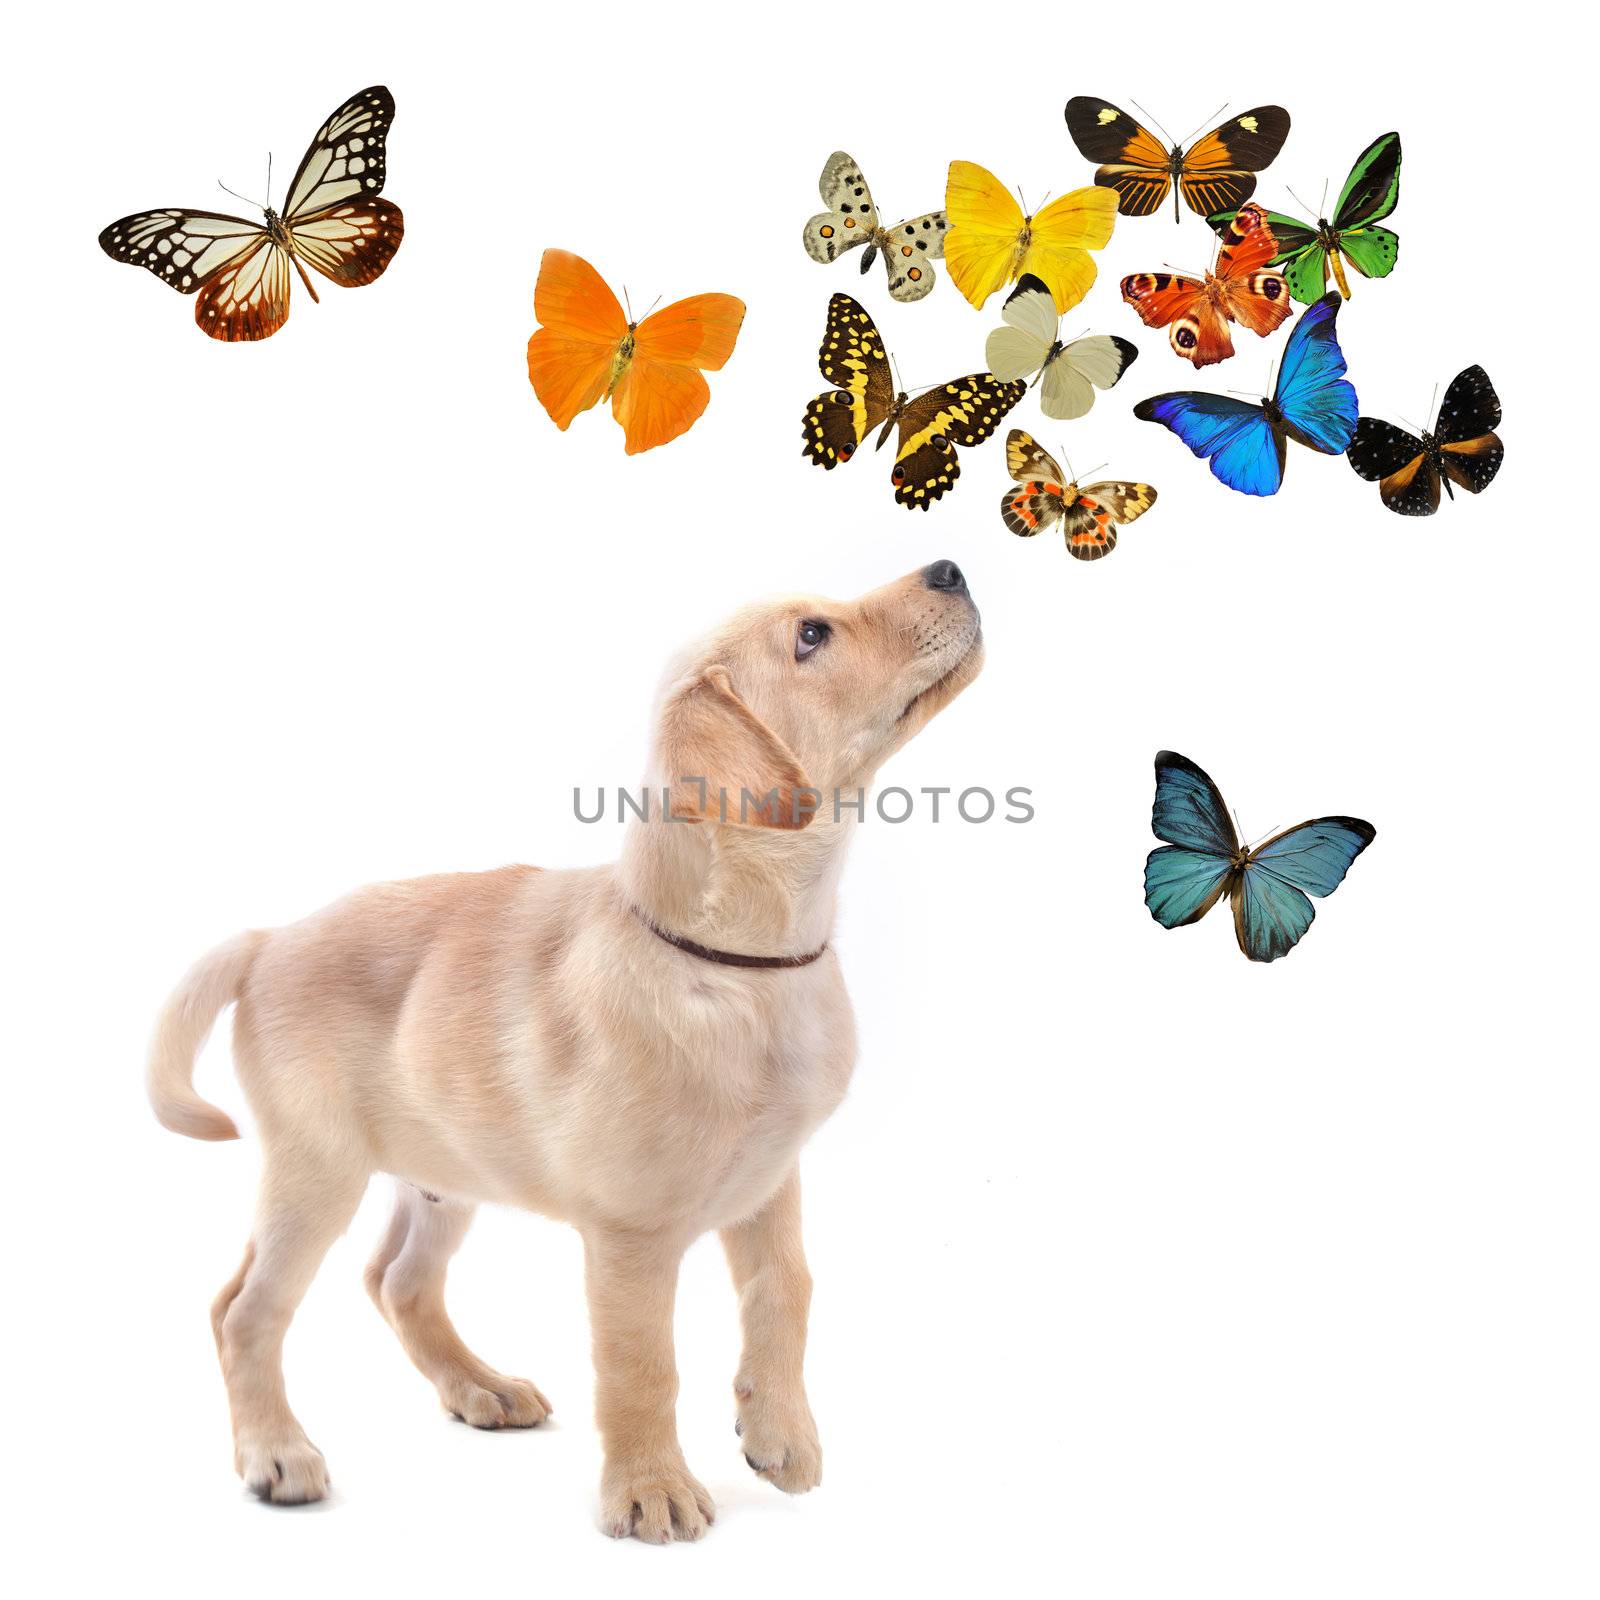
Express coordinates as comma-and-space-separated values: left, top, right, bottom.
147, 560, 981, 1541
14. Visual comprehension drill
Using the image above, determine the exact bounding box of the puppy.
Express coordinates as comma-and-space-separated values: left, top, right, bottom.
148, 560, 981, 1541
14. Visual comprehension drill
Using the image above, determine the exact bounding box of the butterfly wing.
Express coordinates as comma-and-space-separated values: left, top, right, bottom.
1233, 816, 1375, 962
1144, 751, 1240, 928
1214, 205, 1292, 340
1134, 392, 1284, 497
1347, 418, 1438, 515
802, 294, 895, 469
98, 210, 291, 341
999, 427, 1069, 537
280, 86, 404, 291
611, 293, 746, 454
1041, 334, 1138, 421
892, 374, 1025, 510
1177, 107, 1292, 218
880, 211, 948, 302
1021, 187, 1118, 313
526, 249, 627, 431
1069, 479, 1158, 559
944, 162, 1027, 309
1273, 293, 1358, 454
1333, 132, 1402, 233
985, 277, 1057, 383
1208, 206, 1328, 303
1064, 97, 1175, 217
1434, 365, 1504, 494
803, 151, 880, 264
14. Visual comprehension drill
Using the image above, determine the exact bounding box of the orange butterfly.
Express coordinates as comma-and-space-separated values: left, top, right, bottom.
526, 250, 745, 454
1120, 205, 1290, 368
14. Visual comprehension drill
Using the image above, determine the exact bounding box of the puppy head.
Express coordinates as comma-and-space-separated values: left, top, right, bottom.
652, 561, 982, 828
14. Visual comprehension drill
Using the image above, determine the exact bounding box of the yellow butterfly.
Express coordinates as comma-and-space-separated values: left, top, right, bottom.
944, 161, 1117, 312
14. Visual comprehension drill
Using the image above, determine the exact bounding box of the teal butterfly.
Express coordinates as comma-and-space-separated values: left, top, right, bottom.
1144, 752, 1375, 963
1208, 132, 1400, 304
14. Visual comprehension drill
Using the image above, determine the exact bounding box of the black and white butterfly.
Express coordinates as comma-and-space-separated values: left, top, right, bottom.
1346, 365, 1503, 515
99, 86, 403, 342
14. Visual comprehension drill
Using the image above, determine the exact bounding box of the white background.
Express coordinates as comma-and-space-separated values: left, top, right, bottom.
4, 5, 1593, 1596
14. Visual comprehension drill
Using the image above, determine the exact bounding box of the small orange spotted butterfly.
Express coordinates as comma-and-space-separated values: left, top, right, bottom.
1000, 429, 1157, 560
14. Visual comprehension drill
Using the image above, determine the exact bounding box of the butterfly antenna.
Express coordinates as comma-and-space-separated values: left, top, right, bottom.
1178, 101, 1229, 149
265, 151, 273, 210
1286, 185, 1320, 222
216, 178, 266, 210
1232, 807, 1246, 843
1129, 98, 1178, 149
1245, 822, 1282, 852
622, 285, 634, 322
1428, 381, 1441, 429
1318, 176, 1329, 217
1396, 413, 1427, 434
1080, 460, 1108, 483
643, 293, 663, 319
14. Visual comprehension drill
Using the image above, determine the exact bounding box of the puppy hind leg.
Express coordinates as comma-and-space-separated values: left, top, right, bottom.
365, 1183, 550, 1429
215, 1157, 370, 1504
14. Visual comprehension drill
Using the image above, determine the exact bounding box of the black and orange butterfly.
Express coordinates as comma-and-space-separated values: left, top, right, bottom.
99, 86, 403, 341
1064, 98, 1291, 222
1346, 366, 1504, 516
802, 294, 1024, 510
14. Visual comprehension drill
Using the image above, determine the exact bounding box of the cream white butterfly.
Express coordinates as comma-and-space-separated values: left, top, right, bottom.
985, 274, 1138, 419
803, 151, 947, 303
99, 86, 403, 342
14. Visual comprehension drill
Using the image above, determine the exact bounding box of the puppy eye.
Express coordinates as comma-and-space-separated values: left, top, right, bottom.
795, 620, 830, 660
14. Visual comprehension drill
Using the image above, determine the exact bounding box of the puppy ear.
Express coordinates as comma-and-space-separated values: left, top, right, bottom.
658, 666, 816, 829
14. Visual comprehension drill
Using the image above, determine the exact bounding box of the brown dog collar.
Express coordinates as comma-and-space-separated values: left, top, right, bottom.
632, 908, 828, 969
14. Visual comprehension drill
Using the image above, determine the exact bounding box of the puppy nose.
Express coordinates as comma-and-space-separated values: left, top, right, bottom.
922, 559, 967, 593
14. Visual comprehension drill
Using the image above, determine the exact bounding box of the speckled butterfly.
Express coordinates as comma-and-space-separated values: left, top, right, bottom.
98, 86, 403, 341
803, 153, 948, 303
802, 294, 1024, 510
1000, 429, 1157, 560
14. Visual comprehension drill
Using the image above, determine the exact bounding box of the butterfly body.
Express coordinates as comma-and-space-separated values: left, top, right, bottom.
1065, 99, 1291, 222
1144, 751, 1374, 962
1134, 292, 1356, 496
804, 152, 948, 302
1000, 429, 1155, 559
1347, 365, 1503, 515
803, 294, 1023, 509
1122, 205, 1289, 368
99, 86, 404, 341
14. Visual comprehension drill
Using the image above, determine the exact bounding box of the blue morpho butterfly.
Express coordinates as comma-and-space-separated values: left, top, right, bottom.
1133, 292, 1357, 496
1144, 751, 1375, 963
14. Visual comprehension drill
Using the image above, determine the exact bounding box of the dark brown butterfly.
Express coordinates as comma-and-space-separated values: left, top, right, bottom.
801, 293, 1024, 510
1064, 98, 1291, 222
1347, 366, 1503, 515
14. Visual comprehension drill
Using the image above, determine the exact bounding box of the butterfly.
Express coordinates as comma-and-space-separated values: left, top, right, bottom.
1144, 751, 1374, 963
985, 276, 1138, 420
525, 250, 744, 455
1347, 365, 1503, 516
1121, 204, 1290, 368
802, 294, 1024, 510
1133, 293, 1356, 497
98, 86, 403, 342
802, 151, 948, 303
943, 162, 1117, 312
1000, 429, 1156, 560
1208, 132, 1401, 304
1064, 98, 1291, 222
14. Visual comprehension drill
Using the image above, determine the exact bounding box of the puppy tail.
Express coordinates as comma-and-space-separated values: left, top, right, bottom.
146, 930, 264, 1141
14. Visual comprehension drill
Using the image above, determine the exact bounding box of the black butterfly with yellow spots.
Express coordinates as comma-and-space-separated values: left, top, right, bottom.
1065, 97, 1291, 222
801, 294, 1024, 510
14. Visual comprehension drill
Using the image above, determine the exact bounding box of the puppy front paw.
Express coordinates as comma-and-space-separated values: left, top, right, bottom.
600, 1455, 715, 1543
236, 1430, 329, 1505
734, 1379, 822, 1494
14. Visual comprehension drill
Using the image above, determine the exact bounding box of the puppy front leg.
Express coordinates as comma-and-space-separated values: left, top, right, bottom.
720, 1169, 822, 1493
583, 1226, 714, 1543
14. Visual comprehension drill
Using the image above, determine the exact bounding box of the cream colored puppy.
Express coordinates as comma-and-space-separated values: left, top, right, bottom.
149, 560, 981, 1542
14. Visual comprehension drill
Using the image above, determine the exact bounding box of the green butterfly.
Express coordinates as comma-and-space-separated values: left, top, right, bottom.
1208, 132, 1401, 304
